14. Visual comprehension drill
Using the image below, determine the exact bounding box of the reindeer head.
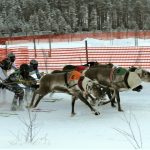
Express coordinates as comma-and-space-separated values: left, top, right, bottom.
80, 77, 99, 98
130, 66, 150, 82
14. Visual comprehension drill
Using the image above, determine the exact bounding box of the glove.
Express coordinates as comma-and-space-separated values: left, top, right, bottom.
31, 84, 39, 89
132, 85, 143, 92
0, 83, 6, 89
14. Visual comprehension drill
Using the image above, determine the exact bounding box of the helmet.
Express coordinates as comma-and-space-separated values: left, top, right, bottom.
30, 59, 38, 70
1, 58, 11, 70
20, 63, 30, 78
30, 60, 38, 65
7, 52, 16, 63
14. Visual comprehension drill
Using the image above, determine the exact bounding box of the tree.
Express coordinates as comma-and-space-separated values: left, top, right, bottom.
48, 8, 59, 33
58, 15, 70, 33
68, 0, 78, 32
78, 4, 88, 31
0, 15, 5, 35
133, 1, 144, 30
122, 0, 129, 29
89, 8, 97, 31
96, 0, 110, 30
29, 13, 40, 32
1, 0, 150, 35
38, 9, 49, 31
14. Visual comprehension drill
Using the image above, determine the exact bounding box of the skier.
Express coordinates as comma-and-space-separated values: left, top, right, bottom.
0, 58, 12, 84
7, 52, 17, 70
29, 59, 41, 80
0, 63, 37, 111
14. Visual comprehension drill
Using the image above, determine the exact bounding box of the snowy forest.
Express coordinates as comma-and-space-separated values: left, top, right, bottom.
0, 0, 150, 37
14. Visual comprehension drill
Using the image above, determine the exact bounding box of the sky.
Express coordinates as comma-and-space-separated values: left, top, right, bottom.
0, 38, 150, 150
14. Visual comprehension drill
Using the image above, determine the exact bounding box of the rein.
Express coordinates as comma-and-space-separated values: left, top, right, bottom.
1, 81, 31, 89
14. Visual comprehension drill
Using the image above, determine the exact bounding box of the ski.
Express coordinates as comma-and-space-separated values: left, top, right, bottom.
31, 108, 56, 112
43, 98, 63, 102
0, 112, 18, 117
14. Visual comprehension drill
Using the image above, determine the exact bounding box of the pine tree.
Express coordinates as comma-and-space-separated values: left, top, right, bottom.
89, 8, 97, 31
29, 13, 40, 32
0, 15, 5, 35
122, 0, 129, 29
38, 9, 48, 31
133, 0, 144, 29
1, 0, 150, 35
68, 0, 78, 32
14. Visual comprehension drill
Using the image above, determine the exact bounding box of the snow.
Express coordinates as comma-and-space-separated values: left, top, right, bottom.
2, 38, 150, 49
0, 38, 150, 150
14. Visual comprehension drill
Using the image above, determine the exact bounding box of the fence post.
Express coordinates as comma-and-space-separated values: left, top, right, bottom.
85, 40, 88, 64
5, 41, 8, 56
48, 37, 51, 57
33, 38, 37, 58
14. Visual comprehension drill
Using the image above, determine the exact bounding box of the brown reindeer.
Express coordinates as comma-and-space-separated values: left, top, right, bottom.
63, 64, 150, 112
96, 66, 150, 108
29, 70, 100, 116
84, 64, 144, 111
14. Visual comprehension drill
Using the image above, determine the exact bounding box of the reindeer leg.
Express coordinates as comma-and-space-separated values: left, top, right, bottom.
78, 92, 100, 115
109, 89, 116, 107
88, 94, 97, 106
71, 95, 77, 116
29, 88, 47, 108
33, 94, 45, 108
29, 90, 37, 108
116, 90, 123, 111
99, 89, 116, 107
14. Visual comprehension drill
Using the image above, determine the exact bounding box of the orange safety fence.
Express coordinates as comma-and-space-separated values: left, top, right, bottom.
0, 47, 29, 67
1, 31, 150, 45
1, 46, 150, 70
0, 48, 7, 60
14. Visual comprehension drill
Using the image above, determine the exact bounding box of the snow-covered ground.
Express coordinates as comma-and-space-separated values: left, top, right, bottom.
1, 38, 150, 49
0, 38, 150, 150
0, 83, 150, 150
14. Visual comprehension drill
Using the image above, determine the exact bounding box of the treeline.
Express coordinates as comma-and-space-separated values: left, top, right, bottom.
0, 0, 150, 37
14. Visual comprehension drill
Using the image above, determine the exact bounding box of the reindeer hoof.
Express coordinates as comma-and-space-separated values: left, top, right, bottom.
26, 105, 31, 108
94, 111, 100, 115
118, 109, 123, 112
98, 101, 108, 106
71, 112, 76, 117
111, 104, 116, 107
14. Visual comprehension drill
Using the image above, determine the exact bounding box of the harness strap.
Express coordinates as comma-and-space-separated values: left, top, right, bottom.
64, 72, 78, 88
78, 76, 84, 91
124, 72, 130, 88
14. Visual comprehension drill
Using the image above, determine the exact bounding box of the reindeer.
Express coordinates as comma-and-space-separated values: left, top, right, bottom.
29, 70, 100, 116
62, 63, 150, 112
84, 64, 145, 111
98, 66, 150, 107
